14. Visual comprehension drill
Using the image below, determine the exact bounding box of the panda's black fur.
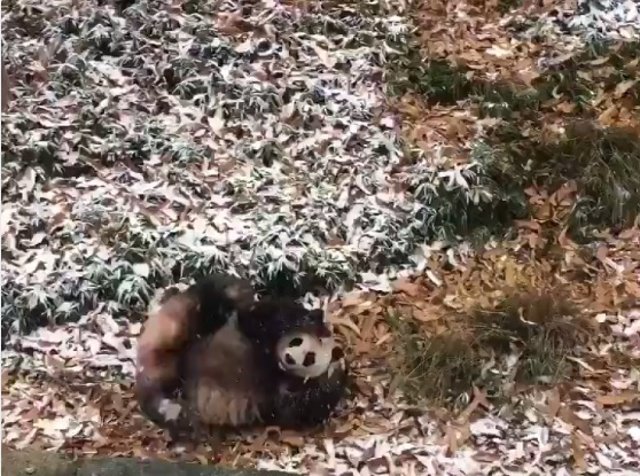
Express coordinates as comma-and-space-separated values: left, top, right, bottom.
135, 274, 348, 439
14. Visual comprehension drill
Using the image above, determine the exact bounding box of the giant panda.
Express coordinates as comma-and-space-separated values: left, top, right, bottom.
135, 275, 348, 439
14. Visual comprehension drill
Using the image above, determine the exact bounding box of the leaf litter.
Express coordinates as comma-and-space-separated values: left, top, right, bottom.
3, 231, 640, 473
2, 0, 640, 474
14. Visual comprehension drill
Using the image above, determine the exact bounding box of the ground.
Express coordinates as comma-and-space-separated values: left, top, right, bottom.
1, 0, 640, 474
1, 446, 288, 475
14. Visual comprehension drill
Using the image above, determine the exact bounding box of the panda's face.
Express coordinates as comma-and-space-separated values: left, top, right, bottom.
276, 331, 341, 379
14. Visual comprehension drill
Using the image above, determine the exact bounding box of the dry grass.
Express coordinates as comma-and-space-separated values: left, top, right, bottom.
386, 289, 594, 406
386, 312, 483, 404
481, 123, 640, 239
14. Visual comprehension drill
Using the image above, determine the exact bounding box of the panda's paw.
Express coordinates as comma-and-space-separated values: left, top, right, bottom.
326, 357, 346, 378
222, 280, 255, 309
147, 283, 189, 314
158, 398, 183, 422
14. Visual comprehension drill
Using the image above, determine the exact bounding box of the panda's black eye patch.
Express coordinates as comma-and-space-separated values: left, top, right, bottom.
331, 347, 344, 361
285, 353, 296, 365
289, 337, 303, 347
303, 352, 316, 367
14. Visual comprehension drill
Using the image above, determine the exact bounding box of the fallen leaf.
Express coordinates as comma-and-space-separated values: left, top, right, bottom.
625, 281, 640, 298
444, 423, 458, 456
329, 317, 361, 336
34, 416, 71, 435
596, 392, 640, 406
132, 263, 150, 277
598, 106, 618, 125
311, 44, 336, 68
412, 308, 440, 322
340, 291, 365, 307
485, 45, 513, 58
571, 432, 587, 470
280, 433, 305, 447
207, 110, 225, 136
614, 80, 638, 98
559, 406, 592, 435
392, 279, 421, 297
595, 245, 609, 265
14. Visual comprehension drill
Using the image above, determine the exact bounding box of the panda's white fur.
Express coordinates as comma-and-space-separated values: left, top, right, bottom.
276, 331, 336, 379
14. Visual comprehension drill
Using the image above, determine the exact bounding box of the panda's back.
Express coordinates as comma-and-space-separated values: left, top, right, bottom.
184, 320, 267, 427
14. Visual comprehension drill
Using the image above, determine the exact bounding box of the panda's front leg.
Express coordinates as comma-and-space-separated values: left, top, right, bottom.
268, 362, 349, 430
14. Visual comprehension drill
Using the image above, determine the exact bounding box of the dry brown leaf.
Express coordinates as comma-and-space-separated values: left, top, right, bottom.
559, 405, 592, 435
412, 308, 441, 322
329, 317, 361, 336
375, 333, 392, 346
595, 245, 609, 264
598, 105, 618, 125
571, 432, 587, 470
194, 453, 209, 465
353, 340, 372, 355
1, 369, 12, 389
515, 219, 542, 232
596, 392, 640, 406
341, 292, 365, 308
280, 433, 305, 448
614, 80, 638, 99
392, 279, 422, 297
624, 281, 640, 298
558, 227, 577, 250
311, 44, 336, 69
517, 69, 540, 87
444, 424, 458, 456
557, 102, 575, 114
619, 228, 638, 240
358, 312, 378, 341
546, 388, 561, 419
555, 180, 578, 202
457, 393, 482, 424
351, 301, 376, 316
504, 260, 518, 287
473, 387, 491, 411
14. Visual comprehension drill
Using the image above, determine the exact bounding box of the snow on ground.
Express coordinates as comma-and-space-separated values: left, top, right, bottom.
2, 0, 640, 473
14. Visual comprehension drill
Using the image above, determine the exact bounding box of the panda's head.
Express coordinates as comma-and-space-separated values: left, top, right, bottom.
275, 330, 345, 379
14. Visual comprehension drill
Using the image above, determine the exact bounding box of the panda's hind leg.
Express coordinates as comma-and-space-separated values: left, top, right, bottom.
186, 274, 255, 336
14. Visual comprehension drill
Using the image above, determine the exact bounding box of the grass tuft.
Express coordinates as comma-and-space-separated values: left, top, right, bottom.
481, 123, 640, 238
388, 36, 639, 117
497, 0, 523, 14
386, 312, 483, 403
386, 54, 474, 105
386, 290, 592, 406
472, 291, 590, 383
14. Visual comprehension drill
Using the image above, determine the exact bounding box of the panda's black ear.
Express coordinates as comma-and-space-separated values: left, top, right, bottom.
308, 309, 324, 324
331, 346, 344, 361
